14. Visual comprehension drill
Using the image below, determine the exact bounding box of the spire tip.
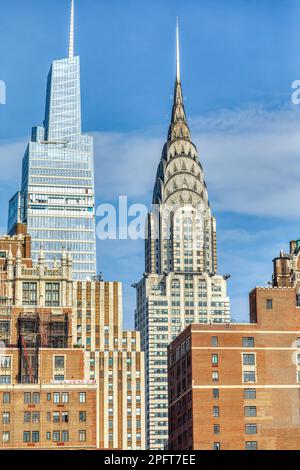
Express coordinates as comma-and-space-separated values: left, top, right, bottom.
176, 17, 181, 82
68, 0, 75, 59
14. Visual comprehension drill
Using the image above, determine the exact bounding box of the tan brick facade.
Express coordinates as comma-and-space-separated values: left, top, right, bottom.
0, 230, 145, 449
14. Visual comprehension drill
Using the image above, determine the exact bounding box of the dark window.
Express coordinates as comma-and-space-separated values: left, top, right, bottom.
245, 441, 257, 450
243, 372, 256, 383
54, 356, 65, 368
45, 283, 60, 307
79, 411, 86, 422
266, 299, 273, 310
52, 431, 60, 442
211, 336, 218, 347
2, 412, 10, 424
32, 392, 40, 404
213, 424, 220, 435
244, 389, 256, 400
3, 393, 10, 404
61, 431, 69, 442
213, 442, 221, 450
243, 354, 255, 366
245, 424, 257, 435
24, 392, 31, 404
23, 431, 30, 443
242, 337, 255, 348
245, 406, 257, 417
32, 431, 39, 443
212, 354, 218, 365
213, 389, 219, 399
22, 282, 37, 306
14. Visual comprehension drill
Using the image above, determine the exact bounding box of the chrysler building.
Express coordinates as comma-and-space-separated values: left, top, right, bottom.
135, 22, 230, 449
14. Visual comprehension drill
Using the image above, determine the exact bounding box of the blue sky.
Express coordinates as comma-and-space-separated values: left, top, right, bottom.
1, 0, 300, 328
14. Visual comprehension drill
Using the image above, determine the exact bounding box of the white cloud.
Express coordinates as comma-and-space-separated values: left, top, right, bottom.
92, 105, 300, 218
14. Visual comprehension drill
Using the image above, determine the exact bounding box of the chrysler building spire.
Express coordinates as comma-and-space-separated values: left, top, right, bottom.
135, 22, 231, 449
68, 0, 75, 58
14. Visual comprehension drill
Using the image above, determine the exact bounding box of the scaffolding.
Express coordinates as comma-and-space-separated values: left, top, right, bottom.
18, 311, 69, 384
18, 313, 40, 384
0, 268, 12, 346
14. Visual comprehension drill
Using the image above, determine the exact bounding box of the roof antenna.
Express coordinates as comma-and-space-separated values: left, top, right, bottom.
68, 0, 75, 58
176, 17, 181, 83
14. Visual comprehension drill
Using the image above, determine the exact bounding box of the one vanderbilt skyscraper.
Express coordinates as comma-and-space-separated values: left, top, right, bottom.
8, 0, 97, 280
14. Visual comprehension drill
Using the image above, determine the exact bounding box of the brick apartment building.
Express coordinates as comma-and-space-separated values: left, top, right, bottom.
0, 225, 145, 449
168, 240, 300, 450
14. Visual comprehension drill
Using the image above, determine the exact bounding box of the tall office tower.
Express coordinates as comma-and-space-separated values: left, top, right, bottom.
135, 23, 230, 449
7, 1, 96, 281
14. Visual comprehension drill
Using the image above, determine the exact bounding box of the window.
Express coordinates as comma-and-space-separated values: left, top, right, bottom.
62, 412, 69, 423
79, 411, 86, 422
53, 392, 60, 404
32, 392, 40, 404
213, 389, 219, 399
245, 441, 257, 450
245, 406, 257, 417
213, 406, 220, 417
22, 282, 37, 305
79, 392, 86, 403
2, 412, 10, 424
213, 442, 220, 450
47, 393, 51, 401
32, 431, 39, 443
297, 338, 300, 348
0, 356, 11, 368
245, 424, 257, 435
54, 375, 65, 381
24, 412, 31, 423
46, 432, 51, 441
24, 392, 31, 404
213, 424, 220, 435
0, 375, 11, 384
243, 354, 255, 366
211, 336, 218, 347
79, 430, 86, 442
242, 337, 255, 348
212, 371, 219, 382
244, 389, 256, 400
45, 283, 60, 307
53, 431, 60, 442
62, 392, 69, 404
212, 354, 218, 365
31, 412, 39, 423
23, 431, 31, 443
3, 393, 10, 404
54, 356, 65, 369
243, 372, 256, 383
61, 431, 69, 442
53, 412, 60, 423
266, 299, 273, 310
2, 432, 10, 443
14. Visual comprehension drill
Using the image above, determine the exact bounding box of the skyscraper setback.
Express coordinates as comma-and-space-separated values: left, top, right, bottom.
135, 23, 230, 449
8, 0, 97, 281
